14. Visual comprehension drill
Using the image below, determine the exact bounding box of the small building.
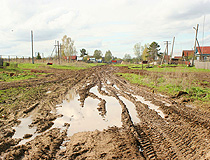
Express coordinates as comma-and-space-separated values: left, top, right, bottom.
77, 57, 83, 61
171, 56, 182, 64
182, 50, 194, 61
196, 46, 210, 61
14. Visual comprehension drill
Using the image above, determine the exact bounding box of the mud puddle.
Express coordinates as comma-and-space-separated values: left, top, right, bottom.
135, 95, 165, 118
119, 96, 139, 124
12, 116, 37, 145
53, 87, 122, 136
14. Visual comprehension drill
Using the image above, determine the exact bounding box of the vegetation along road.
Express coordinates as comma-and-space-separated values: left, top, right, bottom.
0, 63, 210, 159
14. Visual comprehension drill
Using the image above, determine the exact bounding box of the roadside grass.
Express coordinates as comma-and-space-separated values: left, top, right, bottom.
0, 62, 106, 82
117, 72, 210, 105
49, 62, 106, 70
0, 63, 48, 82
115, 63, 210, 73
0, 85, 47, 118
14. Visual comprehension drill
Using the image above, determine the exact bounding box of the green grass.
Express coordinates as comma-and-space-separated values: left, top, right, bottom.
0, 63, 47, 82
0, 85, 47, 118
115, 63, 210, 72
18, 63, 46, 70
117, 72, 210, 103
49, 64, 86, 70
49, 62, 106, 70
145, 65, 210, 73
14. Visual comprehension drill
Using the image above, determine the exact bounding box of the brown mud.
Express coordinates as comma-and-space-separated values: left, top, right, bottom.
0, 65, 210, 159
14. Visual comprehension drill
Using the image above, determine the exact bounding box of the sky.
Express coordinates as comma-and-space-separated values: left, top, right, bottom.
1, 0, 210, 58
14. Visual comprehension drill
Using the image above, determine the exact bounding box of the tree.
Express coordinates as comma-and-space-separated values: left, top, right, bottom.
141, 44, 149, 61
104, 50, 113, 62
80, 48, 87, 57
93, 50, 102, 59
61, 35, 77, 58
147, 42, 160, 61
36, 52, 41, 59
134, 43, 141, 60
123, 53, 132, 62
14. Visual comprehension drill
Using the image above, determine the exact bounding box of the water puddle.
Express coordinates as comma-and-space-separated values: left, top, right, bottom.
135, 96, 165, 118
12, 116, 37, 145
53, 87, 122, 136
119, 96, 140, 124
46, 91, 52, 94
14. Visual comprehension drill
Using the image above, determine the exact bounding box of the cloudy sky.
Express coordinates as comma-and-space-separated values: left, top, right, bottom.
1, 0, 210, 58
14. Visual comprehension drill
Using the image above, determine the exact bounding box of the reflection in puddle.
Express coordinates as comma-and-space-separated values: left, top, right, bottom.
119, 96, 140, 124
12, 116, 37, 145
135, 96, 165, 118
54, 88, 122, 136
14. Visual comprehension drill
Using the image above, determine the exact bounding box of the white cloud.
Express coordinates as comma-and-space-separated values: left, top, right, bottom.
0, 0, 210, 58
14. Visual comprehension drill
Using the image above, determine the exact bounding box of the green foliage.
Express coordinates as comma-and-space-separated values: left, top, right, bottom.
104, 50, 113, 62
147, 41, 160, 61
93, 50, 102, 59
141, 44, 149, 61
123, 54, 132, 62
61, 35, 77, 57
80, 48, 87, 57
36, 52, 42, 59
134, 43, 141, 60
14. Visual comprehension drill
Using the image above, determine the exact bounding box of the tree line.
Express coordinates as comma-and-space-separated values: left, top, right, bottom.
37, 35, 162, 63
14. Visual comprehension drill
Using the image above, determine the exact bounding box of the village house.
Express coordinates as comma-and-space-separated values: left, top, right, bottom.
196, 46, 210, 61
182, 50, 194, 61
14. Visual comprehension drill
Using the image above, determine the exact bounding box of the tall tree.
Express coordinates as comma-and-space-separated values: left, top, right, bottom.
147, 42, 160, 61
104, 50, 113, 62
134, 42, 141, 60
61, 35, 77, 57
123, 53, 132, 62
80, 48, 87, 57
141, 44, 149, 61
93, 50, 102, 59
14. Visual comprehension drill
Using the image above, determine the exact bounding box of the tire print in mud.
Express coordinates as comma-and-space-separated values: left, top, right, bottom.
1, 66, 210, 159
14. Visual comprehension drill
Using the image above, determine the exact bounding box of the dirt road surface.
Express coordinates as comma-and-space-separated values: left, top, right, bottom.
1, 65, 210, 159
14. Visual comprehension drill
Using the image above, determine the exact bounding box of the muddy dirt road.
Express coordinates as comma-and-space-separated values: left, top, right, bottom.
1, 65, 210, 159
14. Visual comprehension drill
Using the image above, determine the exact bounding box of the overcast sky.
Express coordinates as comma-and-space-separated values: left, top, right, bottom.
1, 0, 210, 58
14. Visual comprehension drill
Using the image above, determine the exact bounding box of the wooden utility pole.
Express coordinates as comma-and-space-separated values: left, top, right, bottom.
60, 43, 62, 64
164, 41, 171, 64
170, 37, 175, 64
31, 30, 34, 64
192, 24, 199, 66
57, 41, 60, 65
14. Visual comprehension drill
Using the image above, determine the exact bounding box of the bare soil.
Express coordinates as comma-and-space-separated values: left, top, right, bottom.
1, 65, 210, 159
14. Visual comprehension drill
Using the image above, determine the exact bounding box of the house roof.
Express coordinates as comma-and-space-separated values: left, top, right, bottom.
71, 56, 77, 60
163, 55, 170, 59
173, 56, 182, 59
196, 46, 210, 54
182, 50, 194, 57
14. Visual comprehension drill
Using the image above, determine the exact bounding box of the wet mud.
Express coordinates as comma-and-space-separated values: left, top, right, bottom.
1, 65, 210, 159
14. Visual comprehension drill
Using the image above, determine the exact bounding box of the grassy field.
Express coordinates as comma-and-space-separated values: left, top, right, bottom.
116, 64, 210, 106
115, 63, 210, 73
0, 62, 106, 82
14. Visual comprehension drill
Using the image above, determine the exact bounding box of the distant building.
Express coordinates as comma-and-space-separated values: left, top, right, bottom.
182, 50, 194, 61
171, 56, 182, 64
77, 57, 83, 61
196, 46, 210, 61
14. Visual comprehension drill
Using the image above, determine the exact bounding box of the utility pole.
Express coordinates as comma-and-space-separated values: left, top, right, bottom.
164, 41, 171, 64
192, 24, 199, 66
170, 37, 175, 64
57, 41, 60, 65
60, 43, 62, 64
31, 30, 34, 64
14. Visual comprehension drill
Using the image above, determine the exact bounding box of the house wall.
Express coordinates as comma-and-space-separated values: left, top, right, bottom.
195, 60, 210, 70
